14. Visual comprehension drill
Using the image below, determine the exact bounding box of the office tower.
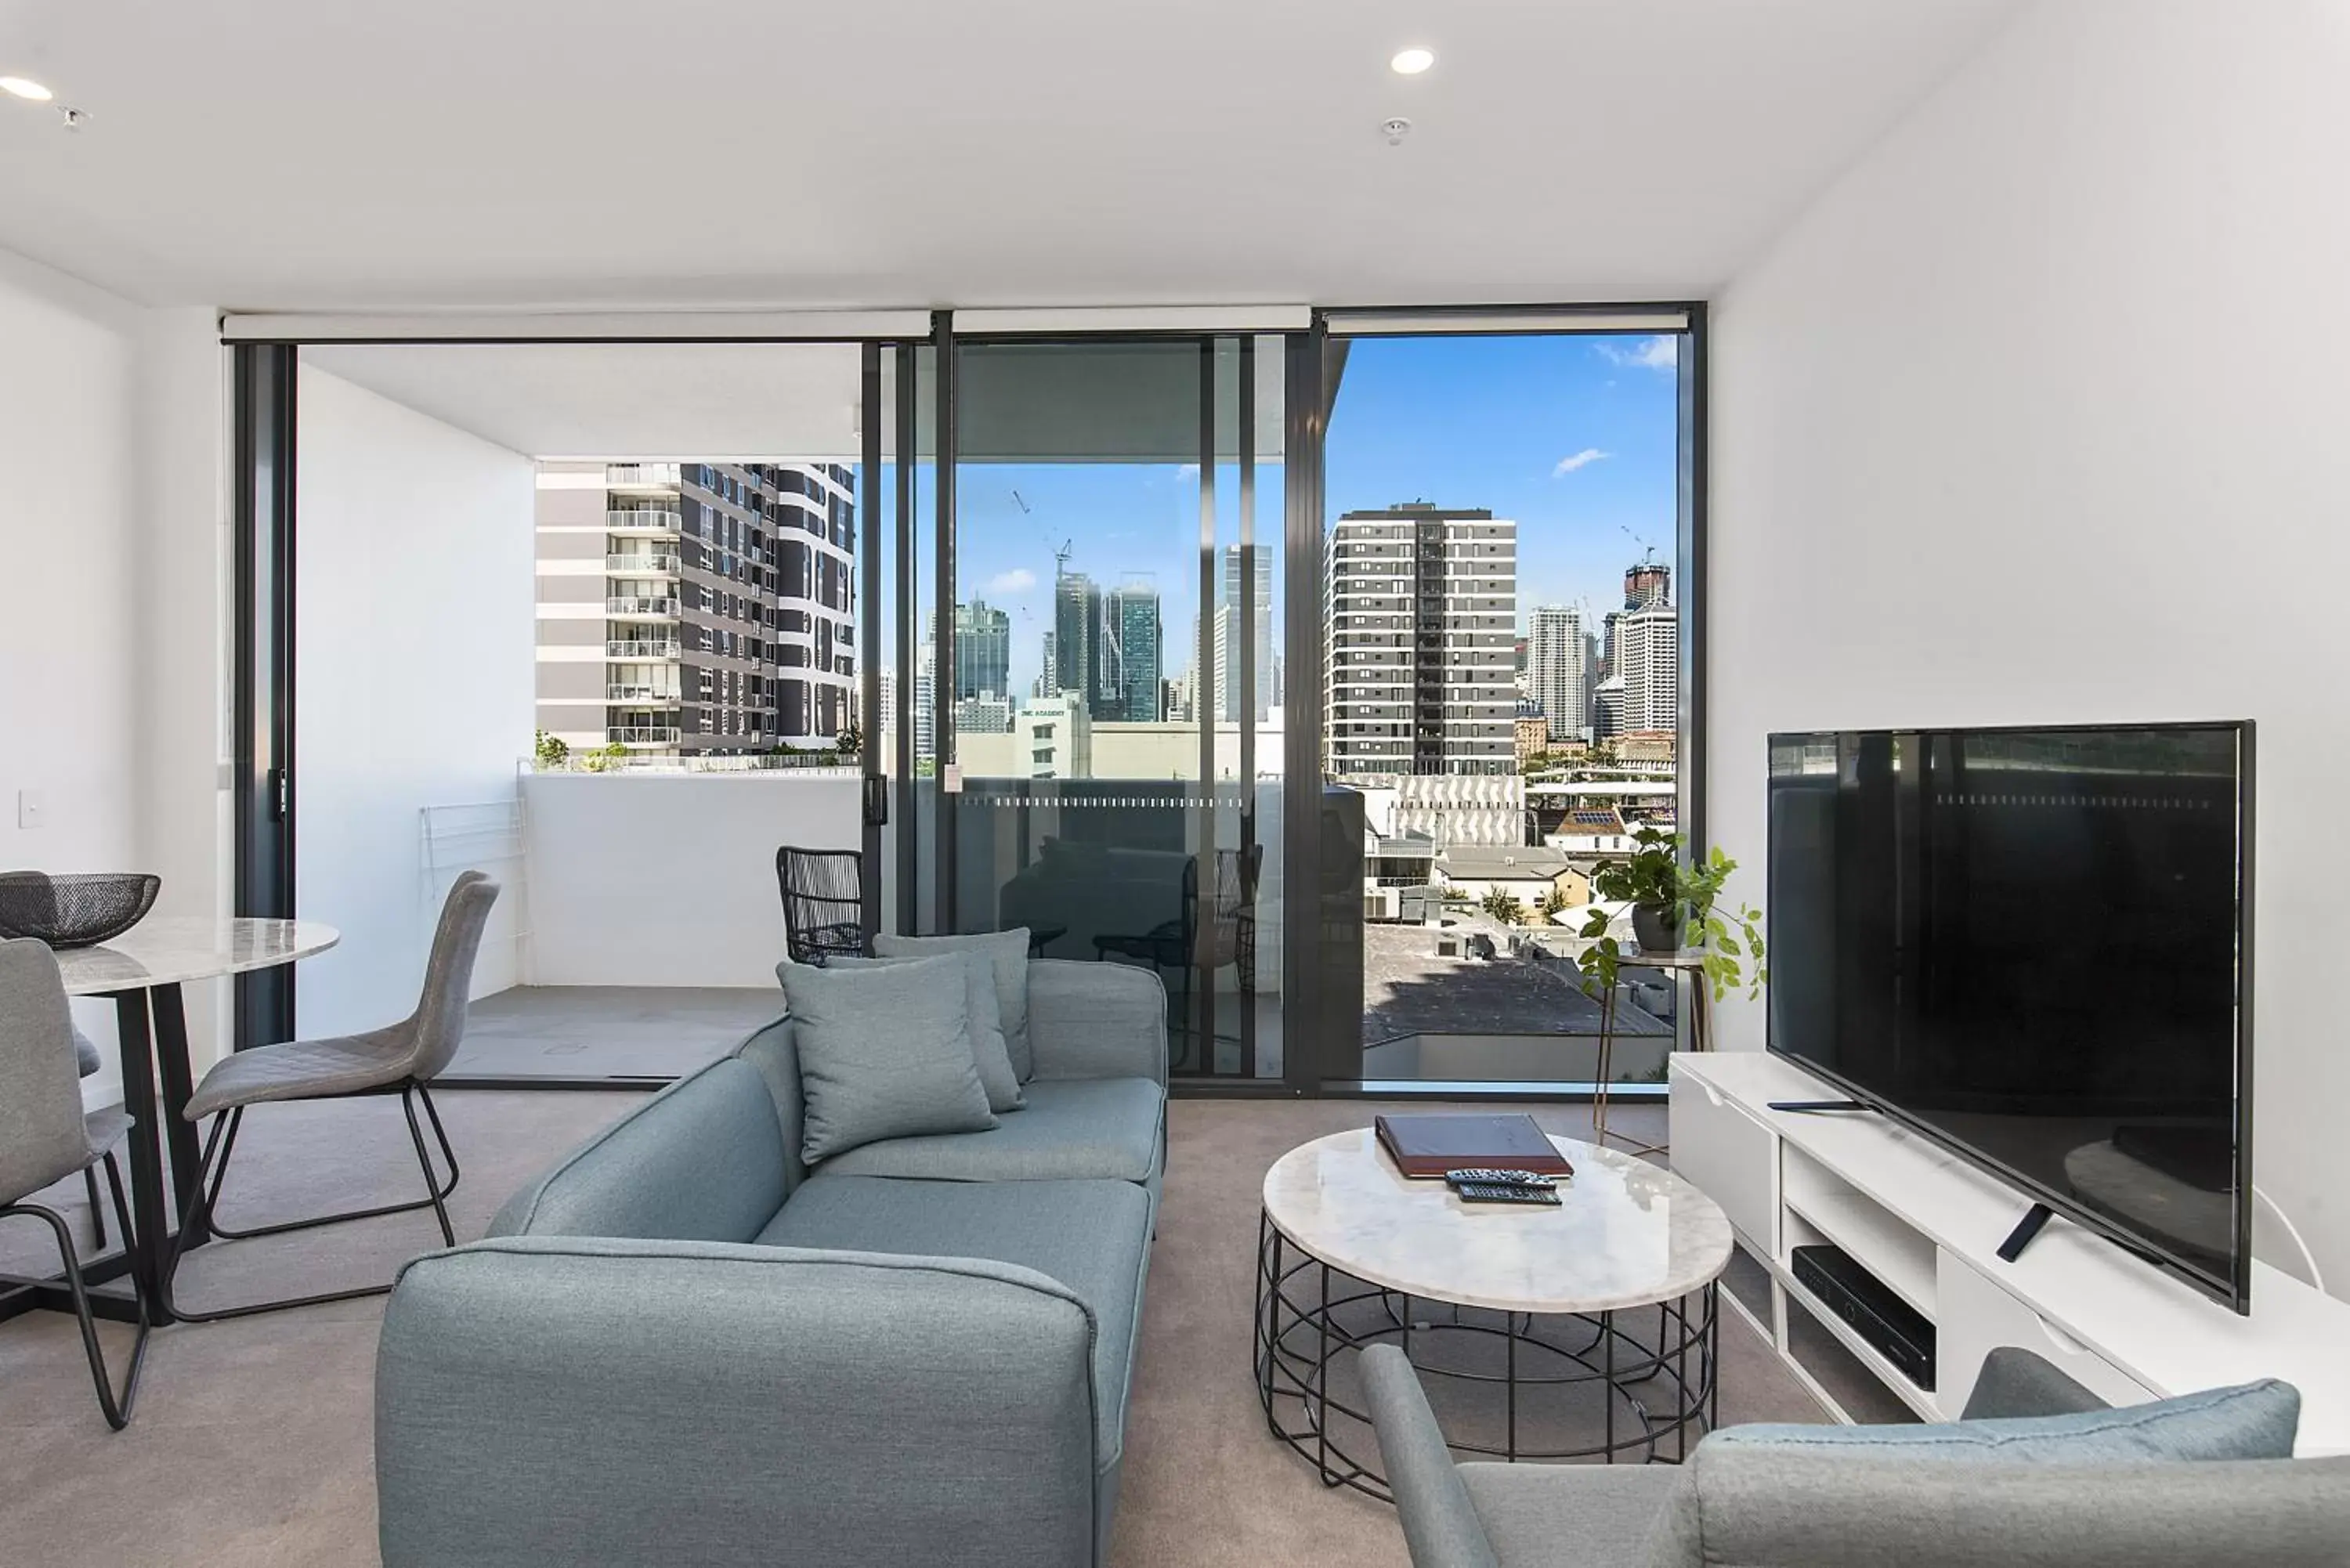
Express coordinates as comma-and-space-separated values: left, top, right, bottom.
1324, 502, 1517, 777
1106, 575, 1162, 722
953, 599, 1012, 702
1036, 630, 1058, 700
1615, 599, 1679, 732
534, 459, 855, 757
913, 636, 936, 762
1527, 604, 1589, 743
1593, 673, 1625, 739
1054, 569, 1101, 706
1215, 544, 1274, 723
1625, 560, 1671, 609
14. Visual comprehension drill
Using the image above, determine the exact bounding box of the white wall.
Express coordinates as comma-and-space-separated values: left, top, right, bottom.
294, 367, 535, 1037
0, 250, 143, 1095
1710, 1, 2350, 1291
522, 772, 861, 988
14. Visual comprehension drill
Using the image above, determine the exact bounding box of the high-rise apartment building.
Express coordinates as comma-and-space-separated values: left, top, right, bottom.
953, 599, 1011, 703
1526, 604, 1589, 742
1106, 576, 1162, 722
1615, 600, 1679, 733
1053, 569, 1102, 707
1035, 630, 1058, 700
1214, 544, 1275, 724
534, 460, 855, 757
1625, 560, 1671, 609
1324, 503, 1517, 777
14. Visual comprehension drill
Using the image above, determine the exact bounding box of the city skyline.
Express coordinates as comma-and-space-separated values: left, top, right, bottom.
922, 332, 1680, 707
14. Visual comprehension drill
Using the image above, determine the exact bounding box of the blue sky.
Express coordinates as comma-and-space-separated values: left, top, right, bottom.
888, 332, 1682, 699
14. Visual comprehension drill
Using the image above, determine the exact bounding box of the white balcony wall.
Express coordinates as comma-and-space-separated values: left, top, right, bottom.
294, 367, 534, 1037
1710, 1, 2350, 1292
521, 772, 861, 987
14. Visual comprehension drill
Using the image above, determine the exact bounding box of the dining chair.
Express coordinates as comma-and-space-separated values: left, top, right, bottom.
0, 938, 148, 1429
74, 1025, 109, 1246
161, 871, 499, 1321
776, 847, 867, 964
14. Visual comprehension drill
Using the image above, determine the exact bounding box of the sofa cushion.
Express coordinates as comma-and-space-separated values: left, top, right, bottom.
822, 952, 1023, 1113
873, 929, 1034, 1079
1460, 1461, 1685, 1568
1710, 1377, 2301, 1464
808, 1076, 1162, 1186
757, 1175, 1152, 1469
779, 956, 996, 1165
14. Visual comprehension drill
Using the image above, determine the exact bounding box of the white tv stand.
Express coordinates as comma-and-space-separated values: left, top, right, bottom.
1670, 1050, 2350, 1454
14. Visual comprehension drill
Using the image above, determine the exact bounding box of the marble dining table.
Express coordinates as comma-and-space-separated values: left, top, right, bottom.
0, 917, 339, 1330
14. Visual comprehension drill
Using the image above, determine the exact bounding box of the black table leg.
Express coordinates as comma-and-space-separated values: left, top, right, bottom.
149, 983, 208, 1251
107, 988, 173, 1322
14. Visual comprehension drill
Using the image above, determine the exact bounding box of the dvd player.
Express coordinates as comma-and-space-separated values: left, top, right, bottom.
1791, 1243, 1936, 1392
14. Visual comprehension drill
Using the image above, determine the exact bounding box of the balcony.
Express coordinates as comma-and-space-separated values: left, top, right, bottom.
612, 726, 682, 745
607, 552, 681, 575
606, 508, 683, 532
607, 596, 678, 617
605, 464, 681, 492
606, 685, 682, 703
606, 639, 681, 659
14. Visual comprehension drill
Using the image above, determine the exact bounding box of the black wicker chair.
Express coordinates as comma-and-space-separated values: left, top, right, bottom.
1093, 844, 1261, 1071
776, 847, 868, 965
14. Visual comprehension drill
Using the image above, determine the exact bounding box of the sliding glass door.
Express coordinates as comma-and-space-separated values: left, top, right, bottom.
926, 333, 1287, 1083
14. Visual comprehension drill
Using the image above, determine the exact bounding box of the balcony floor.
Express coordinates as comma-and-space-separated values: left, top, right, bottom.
0, 1092, 1828, 1567
446, 985, 785, 1079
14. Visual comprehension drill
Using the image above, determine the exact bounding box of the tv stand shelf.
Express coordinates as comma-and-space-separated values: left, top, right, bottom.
1671, 1050, 2350, 1453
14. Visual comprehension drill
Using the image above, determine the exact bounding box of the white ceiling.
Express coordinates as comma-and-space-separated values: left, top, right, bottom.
0, 0, 2021, 311
302, 342, 867, 458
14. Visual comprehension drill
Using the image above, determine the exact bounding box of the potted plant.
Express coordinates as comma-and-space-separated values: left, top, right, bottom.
1574, 826, 1766, 1003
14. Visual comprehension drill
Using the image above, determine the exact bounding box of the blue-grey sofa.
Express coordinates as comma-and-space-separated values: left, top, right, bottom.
1364, 1344, 2350, 1568
374, 959, 1167, 1568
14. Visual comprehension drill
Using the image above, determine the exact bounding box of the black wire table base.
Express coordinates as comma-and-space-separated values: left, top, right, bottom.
1253, 1209, 1721, 1501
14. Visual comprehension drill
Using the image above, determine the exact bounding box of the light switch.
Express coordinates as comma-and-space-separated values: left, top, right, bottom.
16, 789, 43, 829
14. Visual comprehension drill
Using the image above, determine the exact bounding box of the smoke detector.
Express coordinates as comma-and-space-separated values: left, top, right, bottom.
1380, 117, 1413, 146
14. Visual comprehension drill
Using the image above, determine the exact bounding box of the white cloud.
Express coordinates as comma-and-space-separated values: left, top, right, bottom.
1596, 335, 1679, 372
1173, 462, 1201, 479
986, 568, 1037, 594
1552, 448, 1610, 477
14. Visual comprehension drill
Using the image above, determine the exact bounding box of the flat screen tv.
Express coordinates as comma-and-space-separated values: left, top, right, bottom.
1766, 722, 2254, 1312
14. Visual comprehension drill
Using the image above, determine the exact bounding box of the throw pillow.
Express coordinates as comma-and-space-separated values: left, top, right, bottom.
778, 956, 996, 1164
1710, 1377, 2300, 1463
872, 928, 1035, 1080
820, 952, 1024, 1112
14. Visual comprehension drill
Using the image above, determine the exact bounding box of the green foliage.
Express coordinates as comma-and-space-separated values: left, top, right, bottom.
1574, 827, 1766, 1003
533, 729, 569, 768
580, 740, 630, 774
835, 723, 863, 757
1538, 886, 1570, 919
1480, 887, 1527, 926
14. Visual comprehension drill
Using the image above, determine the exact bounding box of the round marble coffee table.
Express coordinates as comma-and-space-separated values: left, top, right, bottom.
1253, 1127, 1732, 1498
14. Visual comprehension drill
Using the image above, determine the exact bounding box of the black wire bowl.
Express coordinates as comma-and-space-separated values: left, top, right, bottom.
0, 872, 162, 948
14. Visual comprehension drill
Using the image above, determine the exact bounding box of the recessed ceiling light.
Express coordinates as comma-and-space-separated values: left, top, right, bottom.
0, 76, 55, 103
1390, 48, 1435, 76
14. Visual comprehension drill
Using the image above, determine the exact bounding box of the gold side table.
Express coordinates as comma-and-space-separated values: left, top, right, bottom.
1590, 948, 1714, 1158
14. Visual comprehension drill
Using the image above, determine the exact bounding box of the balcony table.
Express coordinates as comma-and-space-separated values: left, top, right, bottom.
0, 917, 339, 1329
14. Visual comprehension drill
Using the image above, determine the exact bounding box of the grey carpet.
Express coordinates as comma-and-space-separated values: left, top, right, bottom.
0, 1090, 1825, 1566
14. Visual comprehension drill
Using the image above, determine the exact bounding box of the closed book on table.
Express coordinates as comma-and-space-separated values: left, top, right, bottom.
1374, 1113, 1574, 1180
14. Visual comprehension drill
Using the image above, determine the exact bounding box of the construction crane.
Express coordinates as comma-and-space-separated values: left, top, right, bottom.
1054, 538, 1074, 579
1011, 490, 1031, 514
1619, 525, 1660, 566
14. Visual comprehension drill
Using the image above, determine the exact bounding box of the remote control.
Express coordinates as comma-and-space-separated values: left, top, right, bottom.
1453, 1181, 1562, 1206
1444, 1168, 1556, 1190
